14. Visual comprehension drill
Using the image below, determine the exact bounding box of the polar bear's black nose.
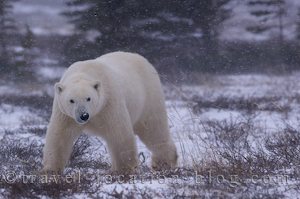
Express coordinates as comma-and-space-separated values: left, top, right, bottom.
80, 113, 89, 121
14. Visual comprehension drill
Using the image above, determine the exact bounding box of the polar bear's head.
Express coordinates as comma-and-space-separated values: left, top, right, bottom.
54, 79, 102, 124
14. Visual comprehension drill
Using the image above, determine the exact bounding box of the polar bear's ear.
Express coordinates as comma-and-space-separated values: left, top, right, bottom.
93, 81, 101, 91
55, 82, 64, 94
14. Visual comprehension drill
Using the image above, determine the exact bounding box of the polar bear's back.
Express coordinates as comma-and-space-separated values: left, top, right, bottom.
97, 52, 158, 77
97, 52, 165, 124
97, 51, 161, 92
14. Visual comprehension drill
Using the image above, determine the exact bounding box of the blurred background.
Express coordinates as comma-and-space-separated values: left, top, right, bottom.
1, 0, 300, 79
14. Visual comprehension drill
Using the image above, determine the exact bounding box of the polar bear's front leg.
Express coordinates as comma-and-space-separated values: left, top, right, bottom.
42, 112, 81, 172
102, 108, 138, 173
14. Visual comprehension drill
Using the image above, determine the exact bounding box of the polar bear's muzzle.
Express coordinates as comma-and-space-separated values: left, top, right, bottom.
75, 106, 90, 124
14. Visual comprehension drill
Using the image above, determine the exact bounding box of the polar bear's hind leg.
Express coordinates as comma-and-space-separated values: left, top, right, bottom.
134, 113, 178, 170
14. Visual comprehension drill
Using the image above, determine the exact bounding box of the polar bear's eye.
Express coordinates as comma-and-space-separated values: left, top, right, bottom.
70, 99, 75, 104
87, 97, 91, 102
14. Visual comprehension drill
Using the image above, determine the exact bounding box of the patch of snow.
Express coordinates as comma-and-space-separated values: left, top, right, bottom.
0, 85, 44, 96
86, 30, 101, 42
198, 109, 242, 121
0, 85, 21, 96
36, 66, 65, 80
13, 0, 74, 35
0, 104, 44, 131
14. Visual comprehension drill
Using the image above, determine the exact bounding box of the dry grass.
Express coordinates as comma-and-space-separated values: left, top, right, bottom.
0, 94, 53, 120
190, 116, 300, 182
0, 120, 299, 198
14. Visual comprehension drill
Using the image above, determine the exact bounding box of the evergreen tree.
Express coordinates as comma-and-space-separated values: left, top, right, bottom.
22, 24, 35, 50
63, 0, 162, 51
62, 0, 170, 63
20, 24, 36, 66
62, 0, 231, 71
0, 0, 18, 69
247, 0, 286, 43
295, 8, 300, 41
247, 0, 288, 71
171, 0, 231, 70
183, 0, 230, 53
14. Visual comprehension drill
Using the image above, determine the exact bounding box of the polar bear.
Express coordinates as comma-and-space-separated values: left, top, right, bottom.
42, 52, 177, 173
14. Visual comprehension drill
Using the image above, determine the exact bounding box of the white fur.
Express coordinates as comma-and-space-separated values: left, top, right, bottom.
42, 52, 177, 173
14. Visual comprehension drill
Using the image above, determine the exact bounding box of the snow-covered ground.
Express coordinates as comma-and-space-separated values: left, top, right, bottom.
1, 65, 300, 198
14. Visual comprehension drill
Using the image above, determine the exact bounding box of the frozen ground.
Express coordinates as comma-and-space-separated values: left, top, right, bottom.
0, 66, 300, 198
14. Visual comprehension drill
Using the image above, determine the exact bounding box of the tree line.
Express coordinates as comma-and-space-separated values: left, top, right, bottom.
1, 0, 300, 74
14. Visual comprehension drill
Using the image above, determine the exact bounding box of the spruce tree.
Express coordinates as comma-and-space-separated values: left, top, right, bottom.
247, 0, 288, 71
62, 0, 168, 60
297, 8, 300, 40
0, 0, 18, 69
183, 0, 230, 52
62, 0, 231, 71
247, 0, 286, 43
63, 0, 144, 51
21, 24, 36, 66
172, 0, 231, 70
